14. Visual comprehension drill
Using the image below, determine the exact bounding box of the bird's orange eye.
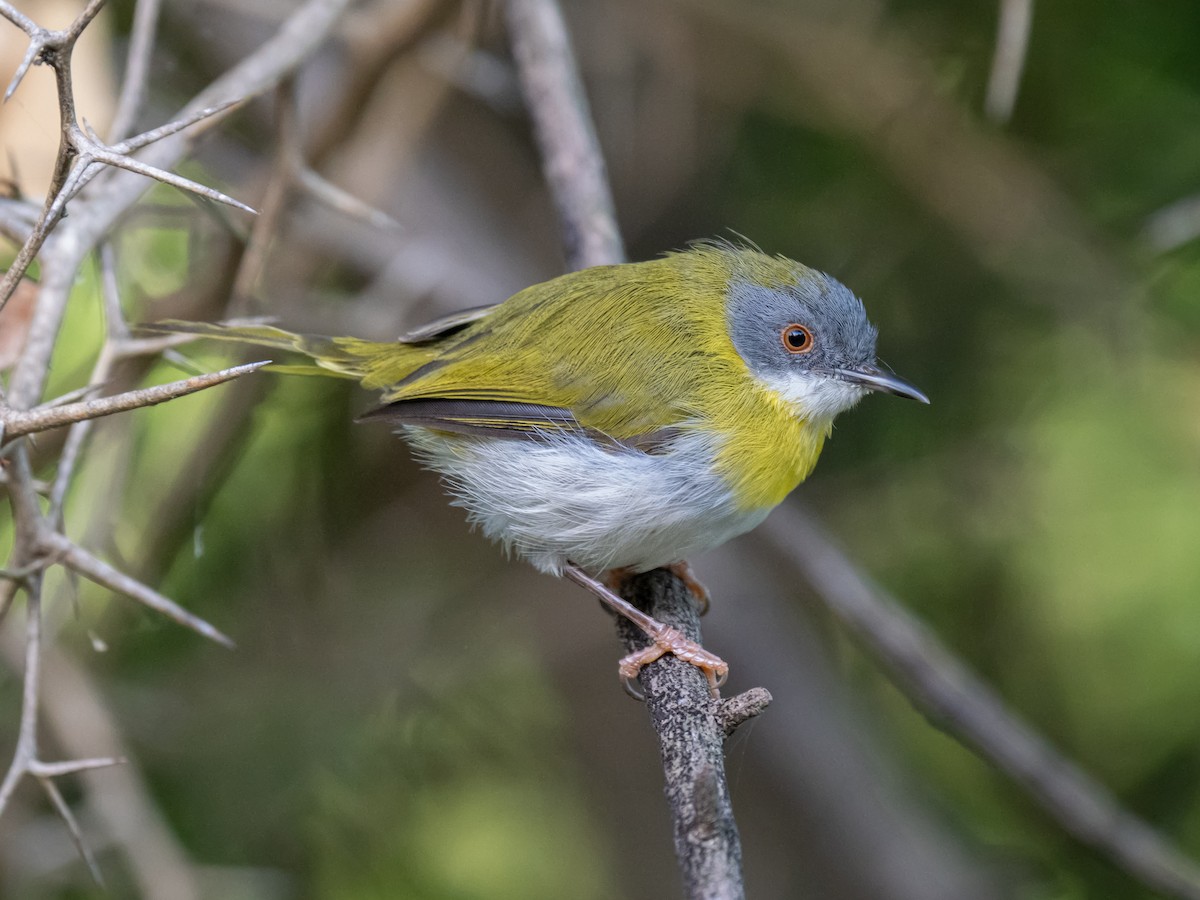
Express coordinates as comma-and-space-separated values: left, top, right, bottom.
781, 324, 814, 354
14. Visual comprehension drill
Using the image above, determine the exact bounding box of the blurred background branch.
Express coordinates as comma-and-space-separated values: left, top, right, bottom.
765, 506, 1200, 900
984, 0, 1033, 124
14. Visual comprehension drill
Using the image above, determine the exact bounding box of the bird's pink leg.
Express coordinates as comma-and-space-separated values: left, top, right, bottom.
663, 561, 710, 615
603, 561, 710, 615
566, 564, 728, 698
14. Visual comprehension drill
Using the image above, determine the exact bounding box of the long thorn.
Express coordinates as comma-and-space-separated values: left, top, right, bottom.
91, 150, 256, 214
4, 38, 42, 103
31, 757, 126, 777
38, 775, 105, 887
112, 100, 241, 154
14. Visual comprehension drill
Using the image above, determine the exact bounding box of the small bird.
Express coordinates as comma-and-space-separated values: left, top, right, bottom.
148, 242, 927, 694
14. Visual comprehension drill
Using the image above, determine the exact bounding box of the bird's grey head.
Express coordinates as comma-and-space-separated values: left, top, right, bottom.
726, 261, 927, 420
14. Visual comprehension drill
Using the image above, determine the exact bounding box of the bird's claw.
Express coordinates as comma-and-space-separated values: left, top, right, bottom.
618, 624, 729, 700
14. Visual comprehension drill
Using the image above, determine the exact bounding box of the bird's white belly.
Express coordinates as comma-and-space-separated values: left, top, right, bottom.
403, 427, 770, 574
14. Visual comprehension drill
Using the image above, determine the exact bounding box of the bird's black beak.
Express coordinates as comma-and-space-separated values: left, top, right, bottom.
833, 365, 930, 404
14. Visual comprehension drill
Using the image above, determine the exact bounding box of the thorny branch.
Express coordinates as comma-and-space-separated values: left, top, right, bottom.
0, 0, 350, 883
2, 360, 269, 439
0, 100, 253, 313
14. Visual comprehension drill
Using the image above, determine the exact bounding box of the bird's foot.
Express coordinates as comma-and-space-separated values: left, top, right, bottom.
617, 621, 728, 700
565, 564, 728, 700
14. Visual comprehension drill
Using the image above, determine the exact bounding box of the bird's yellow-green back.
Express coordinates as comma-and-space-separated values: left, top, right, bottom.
378, 246, 798, 437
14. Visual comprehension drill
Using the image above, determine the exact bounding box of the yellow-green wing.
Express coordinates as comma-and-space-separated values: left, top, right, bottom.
370, 252, 744, 442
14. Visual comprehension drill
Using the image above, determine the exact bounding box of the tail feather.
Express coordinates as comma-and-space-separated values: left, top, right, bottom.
141, 319, 430, 384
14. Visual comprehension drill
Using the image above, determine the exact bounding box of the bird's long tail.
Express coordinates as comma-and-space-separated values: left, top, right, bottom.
142, 320, 437, 388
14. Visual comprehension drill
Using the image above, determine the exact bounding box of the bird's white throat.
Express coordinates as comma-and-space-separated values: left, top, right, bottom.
762, 372, 866, 422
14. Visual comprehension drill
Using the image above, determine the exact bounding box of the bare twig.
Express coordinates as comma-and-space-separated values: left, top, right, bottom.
232, 78, 395, 307
7, 0, 353, 412
2, 360, 269, 438
0, 1, 40, 39
0, 0, 107, 309
274, 80, 397, 230
47, 242, 128, 521
504, 0, 624, 269
984, 0, 1034, 123
0, 450, 113, 889
764, 505, 1200, 900
716, 686, 771, 737
0, 630, 203, 898
0, 566, 44, 814
0, 36, 253, 313
30, 757, 125, 778
0, 0, 104, 101
230, 87, 296, 306
295, 166, 399, 229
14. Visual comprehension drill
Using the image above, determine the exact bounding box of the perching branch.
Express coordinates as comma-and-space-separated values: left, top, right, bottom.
505, 2, 762, 898
765, 505, 1200, 900
617, 571, 763, 900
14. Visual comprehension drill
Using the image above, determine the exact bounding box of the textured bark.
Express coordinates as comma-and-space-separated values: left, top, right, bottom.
617, 570, 765, 900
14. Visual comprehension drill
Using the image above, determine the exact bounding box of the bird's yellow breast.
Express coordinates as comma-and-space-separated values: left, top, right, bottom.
704, 378, 830, 513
